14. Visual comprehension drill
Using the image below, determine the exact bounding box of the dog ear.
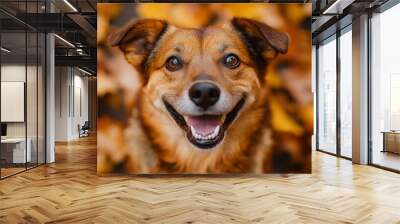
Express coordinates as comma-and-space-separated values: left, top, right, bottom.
108, 19, 168, 73
231, 17, 289, 61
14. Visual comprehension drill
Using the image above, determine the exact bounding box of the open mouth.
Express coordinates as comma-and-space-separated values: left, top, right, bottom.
163, 97, 245, 149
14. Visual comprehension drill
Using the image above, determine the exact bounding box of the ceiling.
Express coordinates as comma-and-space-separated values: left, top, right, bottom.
311, 0, 390, 43
0, 0, 96, 73
0, 0, 394, 73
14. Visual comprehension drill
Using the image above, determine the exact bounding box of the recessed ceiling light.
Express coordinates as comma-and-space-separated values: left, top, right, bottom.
63, 0, 78, 12
1, 47, 11, 53
322, 0, 354, 15
54, 34, 75, 48
78, 67, 93, 76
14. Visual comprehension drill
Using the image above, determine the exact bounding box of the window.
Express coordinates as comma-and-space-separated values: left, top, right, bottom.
317, 35, 337, 154
371, 3, 400, 171
339, 27, 352, 158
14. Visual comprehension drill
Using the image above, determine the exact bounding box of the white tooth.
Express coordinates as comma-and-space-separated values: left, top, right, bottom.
190, 126, 196, 135
190, 125, 221, 140
190, 126, 200, 139
213, 126, 220, 137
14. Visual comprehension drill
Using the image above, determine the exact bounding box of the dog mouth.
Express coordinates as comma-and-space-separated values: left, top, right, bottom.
163, 97, 246, 150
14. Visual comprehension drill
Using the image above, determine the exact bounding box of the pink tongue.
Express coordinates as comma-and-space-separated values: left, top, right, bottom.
187, 115, 221, 136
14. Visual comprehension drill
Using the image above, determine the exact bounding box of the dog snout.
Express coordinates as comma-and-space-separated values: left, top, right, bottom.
189, 82, 220, 110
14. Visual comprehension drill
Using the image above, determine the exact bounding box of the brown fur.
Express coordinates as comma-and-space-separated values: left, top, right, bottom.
110, 18, 289, 173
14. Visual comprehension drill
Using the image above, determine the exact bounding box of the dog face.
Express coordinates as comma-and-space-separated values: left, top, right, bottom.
110, 18, 288, 150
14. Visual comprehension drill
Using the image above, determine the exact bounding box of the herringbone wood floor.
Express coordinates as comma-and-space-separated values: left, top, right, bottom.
0, 136, 399, 224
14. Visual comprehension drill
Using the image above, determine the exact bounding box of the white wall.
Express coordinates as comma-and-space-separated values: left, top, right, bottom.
1, 65, 34, 138
55, 67, 70, 141
54, 67, 89, 141
1, 63, 46, 164
72, 73, 89, 138
1, 65, 25, 137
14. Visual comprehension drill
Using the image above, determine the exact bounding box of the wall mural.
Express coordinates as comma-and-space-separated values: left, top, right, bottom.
97, 3, 313, 174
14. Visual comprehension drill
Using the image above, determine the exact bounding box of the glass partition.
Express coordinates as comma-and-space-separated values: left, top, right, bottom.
371, 3, 400, 171
27, 31, 38, 169
0, 1, 46, 179
317, 35, 337, 154
1, 30, 28, 177
38, 32, 45, 165
339, 27, 352, 158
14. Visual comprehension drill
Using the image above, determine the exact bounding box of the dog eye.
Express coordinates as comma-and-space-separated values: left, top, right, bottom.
222, 54, 240, 69
165, 56, 182, 71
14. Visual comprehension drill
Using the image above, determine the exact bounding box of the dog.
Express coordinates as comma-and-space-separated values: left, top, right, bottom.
108, 17, 289, 173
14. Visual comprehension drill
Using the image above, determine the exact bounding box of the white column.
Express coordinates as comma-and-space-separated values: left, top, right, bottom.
352, 14, 369, 164
46, 32, 55, 163
312, 45, 317, 151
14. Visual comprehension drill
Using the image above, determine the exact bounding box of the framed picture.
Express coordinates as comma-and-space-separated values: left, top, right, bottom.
97, 3, 312, 174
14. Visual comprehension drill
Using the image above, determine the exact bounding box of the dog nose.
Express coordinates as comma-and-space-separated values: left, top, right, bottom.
189, 82, 220, 109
